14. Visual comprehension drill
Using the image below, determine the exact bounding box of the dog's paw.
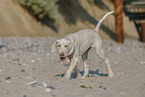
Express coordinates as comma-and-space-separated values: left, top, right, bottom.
76, 74, 82, 79
62, 75, 71, 79
81, 75, 89, 79
108, 72, 114, 78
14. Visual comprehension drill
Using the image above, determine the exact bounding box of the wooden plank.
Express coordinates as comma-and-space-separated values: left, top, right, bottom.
128, 13, 145, 21
140, 23, 145, 42
114, 0, 124, 43
129, 1, 145, 5
123, 0, 145, 5
125, 5, 145, 13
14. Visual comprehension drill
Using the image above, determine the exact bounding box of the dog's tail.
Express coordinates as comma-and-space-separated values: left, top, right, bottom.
94, 11, 114, 32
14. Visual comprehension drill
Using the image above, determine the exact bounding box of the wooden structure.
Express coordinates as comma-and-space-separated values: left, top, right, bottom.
114, 0, 145, 43
114, 0, 124, 43
123, 0, 145, 42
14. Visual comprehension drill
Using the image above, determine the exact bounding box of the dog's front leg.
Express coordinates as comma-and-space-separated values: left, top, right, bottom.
63, 57, 79, 79
74, 66, 82, 79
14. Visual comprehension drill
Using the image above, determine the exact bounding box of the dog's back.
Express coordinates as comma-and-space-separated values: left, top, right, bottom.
65, 29, 100, 55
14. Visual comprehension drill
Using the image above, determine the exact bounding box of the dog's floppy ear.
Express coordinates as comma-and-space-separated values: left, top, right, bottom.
51, 40, 58, 53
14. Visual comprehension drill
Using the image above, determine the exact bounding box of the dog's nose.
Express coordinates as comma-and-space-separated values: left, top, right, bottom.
60, 52, 64, 56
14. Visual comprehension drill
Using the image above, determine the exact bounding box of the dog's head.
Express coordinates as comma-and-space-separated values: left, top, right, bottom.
51, 38, 74, 61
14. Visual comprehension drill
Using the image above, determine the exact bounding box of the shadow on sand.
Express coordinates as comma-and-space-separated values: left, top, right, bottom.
55, 69, 108, 79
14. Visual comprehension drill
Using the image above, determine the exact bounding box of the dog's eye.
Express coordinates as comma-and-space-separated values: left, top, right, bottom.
65, 45, 68, 48
58, 45, 61, 47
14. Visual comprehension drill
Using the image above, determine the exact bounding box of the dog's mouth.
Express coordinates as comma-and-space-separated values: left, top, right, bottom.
60, 56, 66, 61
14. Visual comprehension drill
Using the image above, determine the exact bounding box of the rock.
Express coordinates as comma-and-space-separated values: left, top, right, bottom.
31, 60, 35, 62
5, 77, 11, 80
141, 61, 145, 65
26, 80, 38, 86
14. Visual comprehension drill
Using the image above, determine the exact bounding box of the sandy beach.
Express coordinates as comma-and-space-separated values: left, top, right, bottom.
0, 37, 145, 97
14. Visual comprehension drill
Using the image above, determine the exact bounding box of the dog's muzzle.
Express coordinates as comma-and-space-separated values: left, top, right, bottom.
60, 56, 66, 61
59, 52, 66, 61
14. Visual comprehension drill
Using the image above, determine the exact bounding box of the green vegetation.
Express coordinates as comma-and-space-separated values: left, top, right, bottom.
87, 0, 95, 5
16, 0, 58, 19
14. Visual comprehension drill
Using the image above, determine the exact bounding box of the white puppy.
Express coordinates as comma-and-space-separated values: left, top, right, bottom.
51, 11, 114, 79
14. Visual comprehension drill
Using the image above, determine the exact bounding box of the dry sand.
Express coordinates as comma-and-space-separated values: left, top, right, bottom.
0, 37, 145, 97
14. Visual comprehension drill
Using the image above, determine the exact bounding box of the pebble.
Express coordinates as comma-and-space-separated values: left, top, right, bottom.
141, 61, 145, 65
99, 85, 107, 90
21, 70, 25, 72
26, 80, 38, 85
31, 60, 35, 62
26, 80, 55, 92
45, 88, 51, 92
42, 82, 47, 88
26, 77, 36, 80
5, 77, 11, 83
5, 80, 11, 83
80, 85, 92, 89
5, 77, 11, 80
46, 86, 55, 90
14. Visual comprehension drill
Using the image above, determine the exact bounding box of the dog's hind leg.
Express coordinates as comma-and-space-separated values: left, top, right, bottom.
94, 43, 114, 78
81, 48, 91, 79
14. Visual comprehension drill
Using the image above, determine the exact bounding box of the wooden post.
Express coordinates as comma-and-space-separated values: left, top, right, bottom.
114, 0, 124, 43
140, 23, 145, 42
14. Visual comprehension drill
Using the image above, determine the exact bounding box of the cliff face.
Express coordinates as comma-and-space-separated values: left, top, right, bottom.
0, 0, 138, 39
